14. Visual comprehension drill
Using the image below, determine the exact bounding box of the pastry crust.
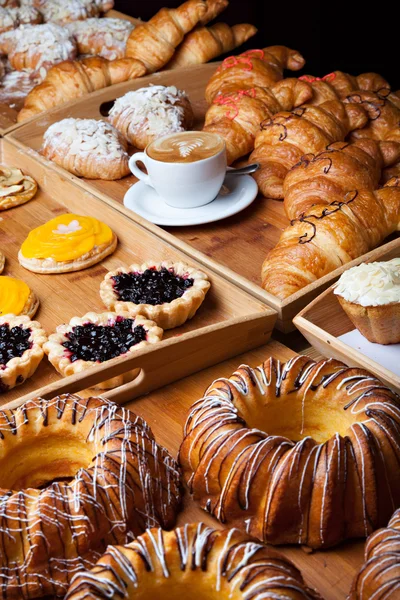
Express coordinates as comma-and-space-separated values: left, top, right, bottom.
44, 311, 163, 389
100, 261, 210, 330
0, 313, 47, 392
0, 166, 38, 210
19, 232, 117, 274
0, 252, 4, 273
42, 118, 130, 180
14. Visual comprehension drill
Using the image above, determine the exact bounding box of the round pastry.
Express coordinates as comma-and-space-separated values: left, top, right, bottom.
18, 213, 117, 274
108, 85, 194, 150
0, 276, 39, 318
0, 313, 46, 392
100, 261, 210, 330
179, 355, 400, 549
67, 17, 134, 60
5, 23, 77, 76
65, 523, 321, 600
42, 118, 130, 180
39, 0, 89, 24
335, 259, 400, 344
350, 509, 400, 599
44, 311, 163, 389
0, 165, 37, 210
0, 394, 181, 599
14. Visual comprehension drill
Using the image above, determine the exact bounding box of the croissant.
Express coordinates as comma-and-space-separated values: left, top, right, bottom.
298, 71, 390, 105
283, 138, 400, 220
66, 17, 135, 60
345, 90, 400, 141
17, 56, 146, 122
261, 177, 400, 299
205, 45, 306, 104
250, 99, 369, 199
125, 0, 207, 73
203, 78, 312, 164
164, 22, 257, 69
42, 118, 130, 180
198, 0, 228, 25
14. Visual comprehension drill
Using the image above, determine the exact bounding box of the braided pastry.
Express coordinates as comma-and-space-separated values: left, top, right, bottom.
179, 356, 400, 549
0, 395, 181, 599
65, 523, 321, 599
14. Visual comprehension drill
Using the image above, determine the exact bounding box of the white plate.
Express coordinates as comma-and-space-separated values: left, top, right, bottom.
123, 173, 258, 226
339, 329, 400, 377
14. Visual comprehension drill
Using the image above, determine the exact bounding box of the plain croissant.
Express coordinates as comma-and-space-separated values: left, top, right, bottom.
17, 56, 146, 122
205, 45, 306, 104
165, 22, 257, 69
203, 78, 312, 164
250, 99, 369, 199
198, 0, 228, 25
283, 138, 400, 220
262, 176, 400, 300
125, 0, 207, 72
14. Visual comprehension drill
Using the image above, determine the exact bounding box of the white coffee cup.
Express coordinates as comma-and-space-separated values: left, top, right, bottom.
129, 132, 227, 209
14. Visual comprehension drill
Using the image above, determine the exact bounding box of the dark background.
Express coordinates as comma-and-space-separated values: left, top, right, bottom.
115, 0, 398, 88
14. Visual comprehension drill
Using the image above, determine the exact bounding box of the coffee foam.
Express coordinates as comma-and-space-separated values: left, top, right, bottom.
147, 131, 225, 164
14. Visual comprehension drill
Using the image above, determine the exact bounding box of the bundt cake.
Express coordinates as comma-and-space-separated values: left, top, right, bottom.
65, 523, 321, 599
350, 509, 400, 599
0, 394, 181, 599
179, 356, 400, 549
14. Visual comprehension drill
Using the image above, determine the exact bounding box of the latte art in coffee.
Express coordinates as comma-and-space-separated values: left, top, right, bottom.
147, 131, 225, 163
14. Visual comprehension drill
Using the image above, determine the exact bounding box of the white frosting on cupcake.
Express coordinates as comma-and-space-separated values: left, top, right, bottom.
334, 259, 400, 306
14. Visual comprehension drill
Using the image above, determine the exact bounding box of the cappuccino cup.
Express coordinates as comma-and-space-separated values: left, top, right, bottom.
129, 131, 227, 208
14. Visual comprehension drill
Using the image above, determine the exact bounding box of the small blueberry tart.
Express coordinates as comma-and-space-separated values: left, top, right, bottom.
100, 261, 210, 329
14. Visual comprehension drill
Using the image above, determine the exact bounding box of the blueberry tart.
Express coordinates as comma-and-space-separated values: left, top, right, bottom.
100, 261, 211, 330
0, 314, 47, 393
44, 311, 163, 389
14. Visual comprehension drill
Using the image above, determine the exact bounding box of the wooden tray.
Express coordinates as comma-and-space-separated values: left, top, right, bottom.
8, 65, 400, 333
0, 136, 275, 404
0, 339, 365, 600
0, 10, 142, 136
294, 237, 400, 392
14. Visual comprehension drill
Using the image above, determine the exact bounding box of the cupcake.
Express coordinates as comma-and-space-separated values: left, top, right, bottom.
334, 259, 400, 344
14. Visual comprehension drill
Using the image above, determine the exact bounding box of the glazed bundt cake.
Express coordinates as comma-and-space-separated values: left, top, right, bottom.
65, 523, 321, 599
350, 509, 400, 599
0, 394, 181, 599
179, 356, 400, 549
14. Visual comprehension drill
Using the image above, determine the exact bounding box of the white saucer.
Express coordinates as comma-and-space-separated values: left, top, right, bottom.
123, 173, 258, 226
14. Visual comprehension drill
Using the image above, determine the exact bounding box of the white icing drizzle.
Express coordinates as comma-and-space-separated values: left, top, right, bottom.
0, 394, 181, 598
180, 357, 400, 549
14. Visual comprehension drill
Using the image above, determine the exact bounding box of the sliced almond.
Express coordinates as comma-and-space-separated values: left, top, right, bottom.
0, 184, 25, 197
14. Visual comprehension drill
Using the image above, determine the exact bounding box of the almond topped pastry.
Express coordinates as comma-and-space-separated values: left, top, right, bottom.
0, 166, 37, 210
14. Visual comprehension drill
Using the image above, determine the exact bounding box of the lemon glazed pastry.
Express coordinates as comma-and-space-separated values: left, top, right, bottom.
100, 261, 210, 329
0, 394, 181, 599
65, 523, 321, 600
18, 213, 117, 274
335, 258, 400, 344
108, 85, 194, 149
0, 165, 37, 210
0, 275, 39, 318
0, 313, 46, 392
42, 118, 130, 180
44, 311, 163, 389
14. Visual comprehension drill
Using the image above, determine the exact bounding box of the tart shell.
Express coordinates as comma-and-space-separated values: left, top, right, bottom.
44, 311, 163, 389
100, 261, 211, 330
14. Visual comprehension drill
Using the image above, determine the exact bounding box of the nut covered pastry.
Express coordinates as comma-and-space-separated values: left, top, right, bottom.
0, 166, 37, 210
18, 213, 117, 274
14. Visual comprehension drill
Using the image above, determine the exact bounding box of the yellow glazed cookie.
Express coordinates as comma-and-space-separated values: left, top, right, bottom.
0, 166, 37, 210
0, 276, 39, 318
18, 214, 117, 274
